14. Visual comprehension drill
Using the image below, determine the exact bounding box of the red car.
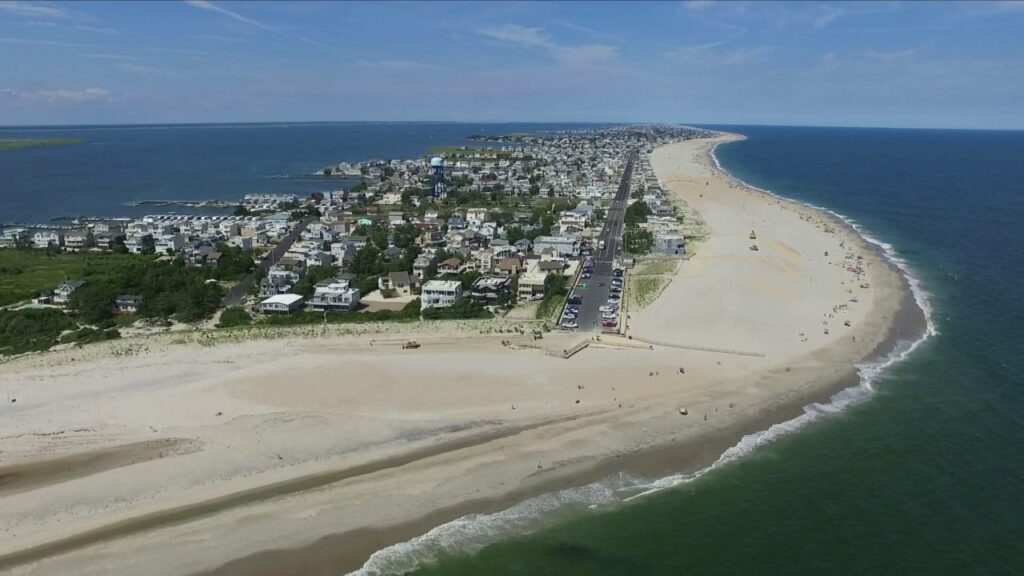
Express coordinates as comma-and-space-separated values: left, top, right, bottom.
602, 321, 618, 329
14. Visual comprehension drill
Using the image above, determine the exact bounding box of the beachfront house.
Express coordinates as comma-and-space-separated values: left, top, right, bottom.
378, 271, 414, 297
653, 234, 686, 256
53, 279, 87, 306
420, 280, 462, 311
470, 275, 511, 302
257, 294, 305, 315
517, 271, 548, 301
308, 282, 361, 312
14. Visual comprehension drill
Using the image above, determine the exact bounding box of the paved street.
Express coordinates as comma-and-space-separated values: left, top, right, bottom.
222, 216, 317, 307
571, 151, 635, 332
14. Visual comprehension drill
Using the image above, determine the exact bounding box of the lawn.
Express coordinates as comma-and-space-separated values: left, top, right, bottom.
0, 249, 150, 306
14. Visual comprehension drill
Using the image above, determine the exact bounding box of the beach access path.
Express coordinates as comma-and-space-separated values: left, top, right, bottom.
0, 132, 911, 576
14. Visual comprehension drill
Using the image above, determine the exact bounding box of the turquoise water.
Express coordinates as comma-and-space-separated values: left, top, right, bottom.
379, 126, 1024, 575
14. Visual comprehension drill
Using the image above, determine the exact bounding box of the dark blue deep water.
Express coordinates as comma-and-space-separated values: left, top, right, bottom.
393, 126, 1024, 575
0, 122, 601, 223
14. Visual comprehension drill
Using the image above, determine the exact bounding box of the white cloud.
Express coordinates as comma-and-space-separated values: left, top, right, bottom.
0, 1, 67, 19
478, 24, 553, 48
477, 24, 617, 65
664, 41, 769, 65
117, 63, 177, 78
355, 59, 445, 71
0, 87, 112, 103
813, 6, 847, 29
183, 0, 271, 31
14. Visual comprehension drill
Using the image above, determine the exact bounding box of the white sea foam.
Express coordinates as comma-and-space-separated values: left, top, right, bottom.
349, 138, 937, 576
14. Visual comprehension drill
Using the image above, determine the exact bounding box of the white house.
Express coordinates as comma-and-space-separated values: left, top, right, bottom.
420, 280, 463, 311
32, 230, 64, 249
308, 282, 361, 311
466, 208, 489, 223
533, 235, 580, 257
63, 229, 92, 252
257, 294, 305, 315
154, 234, 186, 254
0, 228, 28, 248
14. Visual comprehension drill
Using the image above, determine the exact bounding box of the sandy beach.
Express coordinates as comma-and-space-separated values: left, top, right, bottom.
0, 132, 918, 576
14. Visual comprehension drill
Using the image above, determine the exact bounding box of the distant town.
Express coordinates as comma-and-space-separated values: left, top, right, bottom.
0, 125, 712, 355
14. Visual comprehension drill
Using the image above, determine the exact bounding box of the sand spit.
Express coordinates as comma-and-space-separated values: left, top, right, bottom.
0, 133, 914, 576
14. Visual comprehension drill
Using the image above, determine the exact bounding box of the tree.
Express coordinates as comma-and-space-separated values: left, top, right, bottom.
292, 265, 340, 298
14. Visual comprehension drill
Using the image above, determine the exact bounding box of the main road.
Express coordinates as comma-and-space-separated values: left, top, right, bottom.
574, 151, 636, 332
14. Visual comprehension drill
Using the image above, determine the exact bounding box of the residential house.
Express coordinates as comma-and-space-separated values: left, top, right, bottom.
114, 295, 142, 314
378, 271, 414, 297
533, 235, 580, 257
438, 257, 464, 275
420, 280, 462, 311
63, 229, 93, 252
154, 234, 186, 255
517, 271, 548, 301
0, 228, 28, 248
308, 282, 361, 311
653, 234, 686, 256
470, 275, 511, 302
412, 252, 436, 279
31, 230, 64, 249
496, 257, 524, 277
466, 208, 489, 223
124, 233, 152, 254
53, 279, 87, 306
257, 294, 305, 315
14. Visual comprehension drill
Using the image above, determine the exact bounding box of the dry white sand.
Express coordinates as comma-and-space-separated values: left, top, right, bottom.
0, 132, 909, 576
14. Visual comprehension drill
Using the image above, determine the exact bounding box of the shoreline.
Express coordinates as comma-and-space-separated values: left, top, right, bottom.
0, 132, 927, 576
198, 133, 929, 576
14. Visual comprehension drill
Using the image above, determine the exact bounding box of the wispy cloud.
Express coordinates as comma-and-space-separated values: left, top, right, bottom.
664, 40, 769, 65
0, 87, 112, 103
75, 24, 116, 33
117, 63, 177, 78
862, 48, 918, 63
476, 24, 618, 65
0, 1, 67, 19
356, 59, 445, 71
813, 5, 847, 30
183, 0, 271, 31
80, 52, 148, 61
0, 36, 213, 56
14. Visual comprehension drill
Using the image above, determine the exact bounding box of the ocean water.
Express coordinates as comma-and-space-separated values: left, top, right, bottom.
0, 122, 603, 224
361, 126, 1024, 576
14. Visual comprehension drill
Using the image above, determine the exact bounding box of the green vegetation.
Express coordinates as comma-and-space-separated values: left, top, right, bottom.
536, 274, 568, 320
629, 276, 667, 311
0, 138, 84, 151
0, 308, 76, 355
623, 227, 654, 254
59, 326, 121, 346
421, 299, 492, 320
623, 200, 654, 254
217, 306, 252, 328
0, 249, 142, 306
212, 244, 256, 281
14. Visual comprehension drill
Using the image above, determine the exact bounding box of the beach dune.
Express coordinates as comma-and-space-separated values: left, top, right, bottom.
0, 132, 910, 576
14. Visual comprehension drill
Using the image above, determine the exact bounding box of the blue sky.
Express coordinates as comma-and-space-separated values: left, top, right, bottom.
1, 0, 1022, 128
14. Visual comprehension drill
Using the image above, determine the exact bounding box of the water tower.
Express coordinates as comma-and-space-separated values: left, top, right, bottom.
430, 156, 446, 200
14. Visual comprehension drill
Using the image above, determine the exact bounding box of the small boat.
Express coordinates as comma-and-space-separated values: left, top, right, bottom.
749, 244, 759, 251
749, 230, 757, 240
